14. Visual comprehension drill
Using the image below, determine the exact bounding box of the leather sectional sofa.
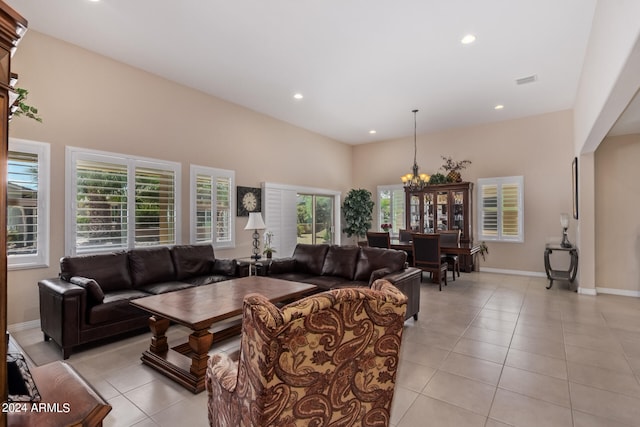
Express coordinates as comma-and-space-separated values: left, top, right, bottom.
266, 244, 422, 321
38, 244, 238, 359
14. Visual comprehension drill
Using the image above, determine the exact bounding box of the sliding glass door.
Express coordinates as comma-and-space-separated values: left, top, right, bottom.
296, 194, 334, 245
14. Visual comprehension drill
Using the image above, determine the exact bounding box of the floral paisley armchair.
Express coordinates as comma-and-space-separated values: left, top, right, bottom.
205, 279, 408, 427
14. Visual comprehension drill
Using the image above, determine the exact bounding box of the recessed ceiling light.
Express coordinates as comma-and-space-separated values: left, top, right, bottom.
461, 34, 476, 45
293, 93, 303, 100
369, 130, 377, 134
494, 104, 504, 110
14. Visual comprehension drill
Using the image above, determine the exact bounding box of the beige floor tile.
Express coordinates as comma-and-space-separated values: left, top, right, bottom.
124, 379, 192, 416
151, 394, 209, 427
397, 395, 487, 427
505, 348, 568, 380
439, 352, 503, 385
396, 359, 436, 392
498, 365, 570, 407
422, 370, 496, 416
570, 381, 640, 426
390, 385, 419, 426
572, 410, 634, 427
400, 339, 450, 368
489, 388, 572, 427
452, 337, 509, 364
462, 326, 514, 347
104, 395, 149, 427
470, 316, 517, 333
567, 362, 640, 398
564, 330, 624, 354
514, 322, 564, 343
565, 343, 633, 374
510, 333, 566, 359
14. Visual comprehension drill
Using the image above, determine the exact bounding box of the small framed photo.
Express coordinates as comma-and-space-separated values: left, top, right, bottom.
572, 157, 578, 219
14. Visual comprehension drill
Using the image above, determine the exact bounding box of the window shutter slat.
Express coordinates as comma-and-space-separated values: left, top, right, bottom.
7, 150, 39, 256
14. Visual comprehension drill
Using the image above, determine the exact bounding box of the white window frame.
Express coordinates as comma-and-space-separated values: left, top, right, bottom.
189, 164, 235, 248
477, 176, 524, 242
377, 184, 405, 236
65, 146, 181, 256
7, 138, 50, 269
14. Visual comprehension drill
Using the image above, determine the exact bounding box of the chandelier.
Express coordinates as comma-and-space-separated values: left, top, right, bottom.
401, 109, 430, 191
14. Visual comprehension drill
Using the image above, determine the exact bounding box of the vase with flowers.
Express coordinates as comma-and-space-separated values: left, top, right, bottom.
381, 223, 392, 232
263, 230, 276, 259
440, 156, 472, 182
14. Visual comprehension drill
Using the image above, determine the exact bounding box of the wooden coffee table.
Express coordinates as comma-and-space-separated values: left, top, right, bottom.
130, 276, 316, 393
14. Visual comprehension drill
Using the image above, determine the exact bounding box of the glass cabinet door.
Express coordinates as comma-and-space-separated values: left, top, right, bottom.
452, 191, 464, 235
423, 193, 433, 232
436, 191, 448, 231
410, 194, 420, 231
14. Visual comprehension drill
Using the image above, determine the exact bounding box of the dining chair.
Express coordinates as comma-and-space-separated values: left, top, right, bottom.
398, 228, 413, 243
366, 231, 390, 248
439, 229, 461, 281
411, 233, 448, 291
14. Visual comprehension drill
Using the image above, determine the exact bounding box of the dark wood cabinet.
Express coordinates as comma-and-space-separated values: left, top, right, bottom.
404, 182, 474, 243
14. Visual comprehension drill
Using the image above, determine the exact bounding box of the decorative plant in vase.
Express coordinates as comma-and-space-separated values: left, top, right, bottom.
440, 156, 471, 182
381, 223, 392, 232
342, 188, 374, 240
263, 230, 276, 259
12, 87, 43, 122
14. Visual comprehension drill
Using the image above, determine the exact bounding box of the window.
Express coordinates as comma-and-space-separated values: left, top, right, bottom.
66, 147, 181, 255
7, 138, 50, 269
190, 165, 235, 248
478, 176, 524, 242
377, 185, 405, 234
296, 194, 334, 245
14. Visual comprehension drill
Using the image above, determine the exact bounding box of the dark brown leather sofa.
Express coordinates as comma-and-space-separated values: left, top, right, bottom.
38, 244, 238, 359
266, 244, 421, 321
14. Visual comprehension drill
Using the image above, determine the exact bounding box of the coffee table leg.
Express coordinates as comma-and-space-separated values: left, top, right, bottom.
188, 328, 213, 377
148, 315, 170, 354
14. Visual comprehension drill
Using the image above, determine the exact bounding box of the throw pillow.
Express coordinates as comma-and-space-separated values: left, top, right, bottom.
69, 276, 105, 304
212, 259, 237, 276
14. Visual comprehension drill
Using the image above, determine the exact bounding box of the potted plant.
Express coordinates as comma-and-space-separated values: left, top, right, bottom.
440, 156, 471, 182
263, 230, 276, 259
479, 241, 489, 261
12, 87, 42, 122
342, 188, 374, 241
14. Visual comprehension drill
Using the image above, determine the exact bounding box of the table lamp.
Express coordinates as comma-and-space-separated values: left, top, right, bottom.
245, 212, 266, 260
560, 213, 572, 248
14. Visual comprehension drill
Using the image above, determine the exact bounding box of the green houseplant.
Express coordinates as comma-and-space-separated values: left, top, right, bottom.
12, 87, 42, 122
342, 188, 374, 239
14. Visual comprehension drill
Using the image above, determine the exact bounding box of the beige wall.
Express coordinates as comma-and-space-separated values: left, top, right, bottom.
595, 134, 640, 293
353, 110, 575, 273
7, 31, 353, 325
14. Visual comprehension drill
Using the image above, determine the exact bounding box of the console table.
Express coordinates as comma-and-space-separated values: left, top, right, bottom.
544, 244, 578, 290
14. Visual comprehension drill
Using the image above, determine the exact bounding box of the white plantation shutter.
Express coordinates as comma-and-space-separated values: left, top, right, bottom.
478, 176, 523, 242
377, 184, 406, 233
7, 138, 50, 268
190, 165, 235, 248
66, 147, 181, 256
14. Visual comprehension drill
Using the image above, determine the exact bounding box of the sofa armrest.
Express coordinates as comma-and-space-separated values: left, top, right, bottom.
38, 278, 88, 358
377, 267, 422, 321
368, 267, 392, 286
267, 257, 296, 275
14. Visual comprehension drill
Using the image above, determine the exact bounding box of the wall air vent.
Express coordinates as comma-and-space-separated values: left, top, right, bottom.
516, 74, 538, 85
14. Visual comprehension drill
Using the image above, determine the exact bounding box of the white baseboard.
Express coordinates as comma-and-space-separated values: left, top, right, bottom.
7, 319, 40, 333
577, 287, 598, 296
595, 287, 640, 297
479, 267, 547, 278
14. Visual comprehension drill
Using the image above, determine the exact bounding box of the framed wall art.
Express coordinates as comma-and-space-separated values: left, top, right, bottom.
237, 186, 261, 216
572, 157, 578, 219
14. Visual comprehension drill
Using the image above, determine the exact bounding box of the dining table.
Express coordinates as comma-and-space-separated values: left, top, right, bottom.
390, 238, 482, 273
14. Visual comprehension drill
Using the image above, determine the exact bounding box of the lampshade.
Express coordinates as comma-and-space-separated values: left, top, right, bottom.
560, 213, 569, 228
244, 212, 266, 230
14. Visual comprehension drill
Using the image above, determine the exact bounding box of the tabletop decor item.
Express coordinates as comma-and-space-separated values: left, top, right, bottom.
440, 156, 471, 182
381, 223, 392, 232
560, 213, 572, 248
263, 230, 276, 259
245, 212, 266, 260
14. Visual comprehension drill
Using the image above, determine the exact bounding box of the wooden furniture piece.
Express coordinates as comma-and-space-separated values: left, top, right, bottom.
366, 231, 390, 248
544, 244, 578, 290
391, 239, 481, 273
439, 230, 461, 280
206, 280, 407, 426
0, 4, 27, 422
7, 336, 111, 426
131, 276, 317, 393
412, 234, 448, 291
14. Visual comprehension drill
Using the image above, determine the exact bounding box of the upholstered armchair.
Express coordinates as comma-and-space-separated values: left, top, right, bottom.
205, 280, 408, 427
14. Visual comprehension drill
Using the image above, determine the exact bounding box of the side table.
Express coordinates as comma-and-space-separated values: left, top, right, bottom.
544, 244, 578, 290
237, 258, 265, 277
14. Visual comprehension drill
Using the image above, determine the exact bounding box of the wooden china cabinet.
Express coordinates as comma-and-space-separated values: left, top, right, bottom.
404, 182, 474, 243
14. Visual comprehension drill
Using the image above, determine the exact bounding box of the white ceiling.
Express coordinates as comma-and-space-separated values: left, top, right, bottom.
7, 0, 599, 144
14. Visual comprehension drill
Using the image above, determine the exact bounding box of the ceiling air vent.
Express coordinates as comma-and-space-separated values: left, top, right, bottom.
516, 74, 538, 85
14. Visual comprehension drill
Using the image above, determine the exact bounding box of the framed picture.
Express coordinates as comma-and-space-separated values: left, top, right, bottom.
237, 186, 261, 216
572, 157, 578, 219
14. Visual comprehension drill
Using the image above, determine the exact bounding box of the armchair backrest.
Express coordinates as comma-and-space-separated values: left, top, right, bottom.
366, 231, 390, 248
208, 280, 407, 426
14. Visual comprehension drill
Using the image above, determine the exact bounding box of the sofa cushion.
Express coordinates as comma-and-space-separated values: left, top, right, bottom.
60, 252, 132, 292
170, 244, 215, 280
301, 275, 360, 291
182, 275, 232, 287
354, 247, 407, 282
292, 244, 329, 275
88, 289, 150, 325
137, 281, 195, 295
212, 259, 236, 276
268, 258, 296, 274
69, 276, 105, 304
129, 247, 176, 288
321, 245, 360, 280
269, 272, 316, 283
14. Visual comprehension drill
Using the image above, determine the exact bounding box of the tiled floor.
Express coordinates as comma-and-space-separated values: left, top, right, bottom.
12, 271, 640, 426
